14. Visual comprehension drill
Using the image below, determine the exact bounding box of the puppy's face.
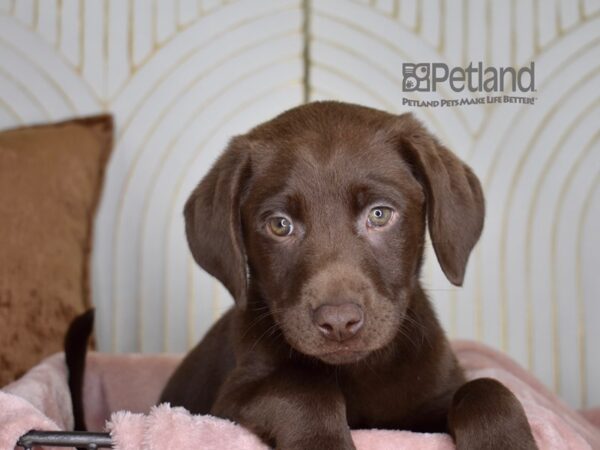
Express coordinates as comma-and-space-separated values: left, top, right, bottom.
241, 127, 426, 364
185, 102, 484, 365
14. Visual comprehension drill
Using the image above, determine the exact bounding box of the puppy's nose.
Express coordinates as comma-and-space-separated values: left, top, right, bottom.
313, 303, 364, 342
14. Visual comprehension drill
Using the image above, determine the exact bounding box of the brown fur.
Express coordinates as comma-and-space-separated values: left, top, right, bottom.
160, 101, 537, 450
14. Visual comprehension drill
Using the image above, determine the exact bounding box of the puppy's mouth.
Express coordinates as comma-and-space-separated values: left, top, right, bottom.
315, 348, 370, 365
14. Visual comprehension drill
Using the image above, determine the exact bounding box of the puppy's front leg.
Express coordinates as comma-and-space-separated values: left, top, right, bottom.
448, 378, 538, 450
212, 366, 356, 450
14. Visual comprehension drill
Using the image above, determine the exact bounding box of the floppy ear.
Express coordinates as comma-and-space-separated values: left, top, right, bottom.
184, 137, 251, 308
397, 114, 485, 286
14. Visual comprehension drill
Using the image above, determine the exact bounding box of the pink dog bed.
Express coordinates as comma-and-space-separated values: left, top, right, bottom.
1, 341, 599, 450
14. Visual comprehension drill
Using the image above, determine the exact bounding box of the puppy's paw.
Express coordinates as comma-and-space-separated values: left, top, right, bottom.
449, 378, 538, 450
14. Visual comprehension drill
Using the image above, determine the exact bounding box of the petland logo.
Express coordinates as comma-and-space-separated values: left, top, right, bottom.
402, 62, 537, 107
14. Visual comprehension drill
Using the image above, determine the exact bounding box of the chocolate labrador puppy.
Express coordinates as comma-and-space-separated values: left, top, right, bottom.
160, 101, 537, 450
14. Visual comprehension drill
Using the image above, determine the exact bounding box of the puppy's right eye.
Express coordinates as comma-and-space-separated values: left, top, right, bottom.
267, 216, 294, 237
367, 206, 394, 228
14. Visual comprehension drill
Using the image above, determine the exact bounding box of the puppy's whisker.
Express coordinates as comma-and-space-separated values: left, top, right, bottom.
240, 305, 296, 340
396, 324, 420, 351
249, 323, 281, 353
240, 312, 275, 339
401, 314, 433, 350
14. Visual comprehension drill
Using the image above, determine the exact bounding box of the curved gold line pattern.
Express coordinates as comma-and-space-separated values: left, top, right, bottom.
463, 0, 469, 68
555, 0, 562, 38
524, 99, 600, 392
576, 172, 600, 408
78, 0, 84, 75
0, 34, 80, 113
474, 235, 483, 340
310, 35, 466, 141
127, 2, 299, 75
0, 97, 22, 122
131, 57, 301, 351
392, 0, 399, 20
0, 66, 51, 119
102, 0, 109, 102
510, 0, 517, 67
104, 11, 303, 345
479, 37, 600, 351
160, 81, 302, 350
313, 8, 474, 137
32, 0, 39, 34
449, 288, 458, 338
105, 21, 302, 350
414, 0, 423, 34
114, 4, 300, 131
309, 85, 343, 101
438, 0, 445, 53
351, 0, 421, 33
534, 11, 600, 59
485, 0, 492, 62
128, 67, 302, 345
110, 42, 301, 350
212, 279, 223, 322
549, 129, 599, 402
76, 0, 83, 72
470, 0, 599, 357
473, 37, 600, 171
127, 0, 133, 77
466, 14, 600, 402
470, 0, 494, 344
311, 57, 469, 183
110, 6, 303, 351
55, 0, 62, 51
301, 0, 311, 102
558, 0, 590, 35
151, 0, 158, 50
313, 61, 398, 110
500, 67, 600, 374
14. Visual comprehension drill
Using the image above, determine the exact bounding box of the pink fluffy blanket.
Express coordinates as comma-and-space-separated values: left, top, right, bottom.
1, 341, 599, 450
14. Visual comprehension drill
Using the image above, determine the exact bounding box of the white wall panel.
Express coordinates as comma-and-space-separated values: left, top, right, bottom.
0, 0, 598, 408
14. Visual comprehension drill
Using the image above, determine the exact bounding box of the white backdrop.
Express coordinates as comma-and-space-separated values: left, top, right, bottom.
0, 0, 598, 408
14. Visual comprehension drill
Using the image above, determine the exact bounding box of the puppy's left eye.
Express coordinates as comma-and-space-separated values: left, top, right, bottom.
267, 216, 294, 237
367, 207, 393, 228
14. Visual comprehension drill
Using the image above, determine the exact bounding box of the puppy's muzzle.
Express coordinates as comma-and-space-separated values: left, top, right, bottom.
312, 303, 364, 342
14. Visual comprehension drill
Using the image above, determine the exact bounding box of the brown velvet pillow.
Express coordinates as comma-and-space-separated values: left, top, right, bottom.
0, 115, 113, 386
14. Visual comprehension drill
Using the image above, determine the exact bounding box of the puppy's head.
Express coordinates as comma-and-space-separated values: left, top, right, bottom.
185, 101, 484, 364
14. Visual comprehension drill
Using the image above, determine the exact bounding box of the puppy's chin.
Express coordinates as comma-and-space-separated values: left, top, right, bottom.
287, 336, 381, 365
280, 331, 374, 365
314, 349, 370, 365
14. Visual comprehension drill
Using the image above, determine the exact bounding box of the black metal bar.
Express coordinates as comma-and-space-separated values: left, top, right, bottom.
17, 431, 113, 449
